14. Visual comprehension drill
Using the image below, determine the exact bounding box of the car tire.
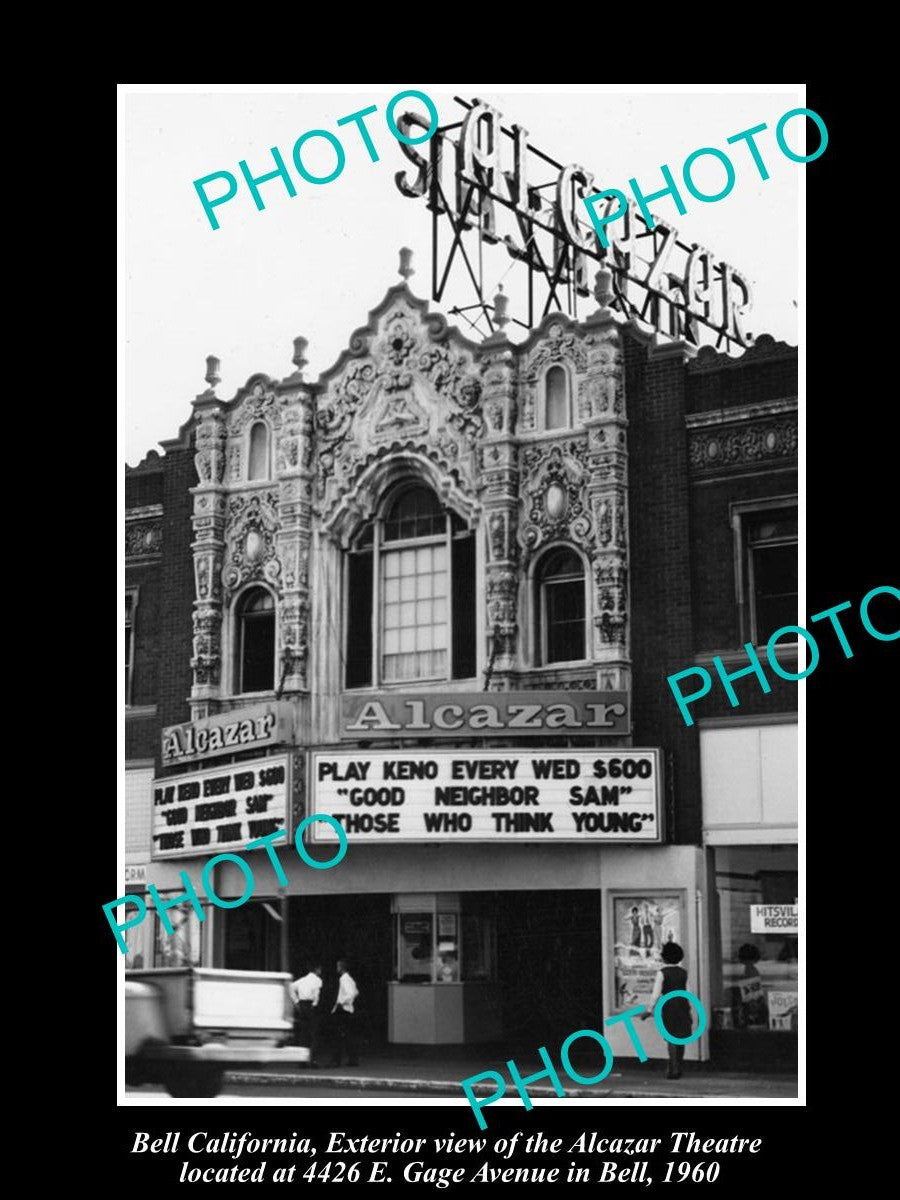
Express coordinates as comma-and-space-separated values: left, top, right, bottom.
165, 1065, 224, 1098
125, 1059, 146, 1088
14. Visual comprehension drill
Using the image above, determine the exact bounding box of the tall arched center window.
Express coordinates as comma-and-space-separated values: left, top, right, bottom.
346, 483, 476, 688
235, 587, 275, 693
248, 421, 270, 481
544, 365, 570, 430
536, 547, 586, 664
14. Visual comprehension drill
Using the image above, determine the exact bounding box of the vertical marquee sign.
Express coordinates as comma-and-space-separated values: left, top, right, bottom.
395, 95, 753, 349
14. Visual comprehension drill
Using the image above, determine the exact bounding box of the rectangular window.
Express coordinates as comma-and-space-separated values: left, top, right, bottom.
545, 577, 585, 663
344, 499, 478, 690
346, 551, 373, 688
153, 899, 205, 967
382, 544, 448, 683
452, 533, 476, 679
734, 502, 798, 644
241, 609, 276, 693
125, 590, 137, 705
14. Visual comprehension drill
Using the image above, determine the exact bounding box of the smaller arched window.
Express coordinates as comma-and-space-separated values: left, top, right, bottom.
248, 421, 270, 481
235, 587, 275, 693
544, 365, 570, 431
536, 547, 586, 664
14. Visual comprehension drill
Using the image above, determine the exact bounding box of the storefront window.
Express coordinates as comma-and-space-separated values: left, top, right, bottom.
223, 900, 282, 972
712, 845, 798, 1034
153, 900, 204, 967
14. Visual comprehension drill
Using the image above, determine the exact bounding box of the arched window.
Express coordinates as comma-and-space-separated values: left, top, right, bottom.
346, 483, 476, 688
544, 365, 570, 431
248, 421, 269, 481
235, 587, 275, 693
536, 547, 586, 664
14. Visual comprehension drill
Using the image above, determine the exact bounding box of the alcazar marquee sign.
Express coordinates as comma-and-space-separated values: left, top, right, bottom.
342, 691, 630, 739
162, 702, 294, 766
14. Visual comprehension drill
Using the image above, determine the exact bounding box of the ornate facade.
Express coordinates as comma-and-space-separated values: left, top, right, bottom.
186, 269, 634, 726
127, 254, 798, 1066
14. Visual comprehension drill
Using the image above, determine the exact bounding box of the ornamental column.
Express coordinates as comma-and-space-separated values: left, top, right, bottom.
274, 336, 315, 694
582, 273, 630, 692
190, 356, 227, 715
479, 289, 520, 690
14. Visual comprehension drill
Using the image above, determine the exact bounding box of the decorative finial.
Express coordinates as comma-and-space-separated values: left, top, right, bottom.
493, 284, 509, 330
594, 267, 613, 309
205, 355, 221, 388
399, 247, 414, 280
292, 336, 309, 372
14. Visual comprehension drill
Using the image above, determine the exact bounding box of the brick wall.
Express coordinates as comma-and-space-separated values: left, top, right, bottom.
125, 442, 196, 771
157, 446, 197, 750
625, 336, 703, 845
685, 336, 797, 413
626, 331, 799, 840
684, 336, 799, 725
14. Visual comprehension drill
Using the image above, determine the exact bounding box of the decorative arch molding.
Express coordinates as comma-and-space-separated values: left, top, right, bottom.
321, 445, 481, 547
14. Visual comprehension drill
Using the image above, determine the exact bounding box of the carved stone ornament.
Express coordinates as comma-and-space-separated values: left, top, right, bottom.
520, 322, 588, 430
688, 415, 798, 472
580, 327, 624, 421
486, 569, 519, 658
486, 509, 518, 563
194, 414, 226, 486
222, 490, 281, 594
316, 299, 483, 536
520, 439, 591, 554
480, 347, 517, 437
593, 558, 628, 646
125, 520, 162, 559
228, 380, 285, 435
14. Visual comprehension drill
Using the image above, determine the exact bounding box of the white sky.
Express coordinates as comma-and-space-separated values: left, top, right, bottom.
118, 85, 802, 466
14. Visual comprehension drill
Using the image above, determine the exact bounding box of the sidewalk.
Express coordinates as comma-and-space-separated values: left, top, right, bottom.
230, 1046, 797, 1099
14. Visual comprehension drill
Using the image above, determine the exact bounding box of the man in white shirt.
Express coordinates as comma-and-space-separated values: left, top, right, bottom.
290, 963, 323, 1067
330, 959, 360, 1067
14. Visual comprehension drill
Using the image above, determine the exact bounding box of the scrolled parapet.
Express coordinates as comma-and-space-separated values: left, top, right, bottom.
315, 295, 484, 538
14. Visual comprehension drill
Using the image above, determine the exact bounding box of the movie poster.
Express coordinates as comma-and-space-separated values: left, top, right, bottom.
613, 894, 683, 1009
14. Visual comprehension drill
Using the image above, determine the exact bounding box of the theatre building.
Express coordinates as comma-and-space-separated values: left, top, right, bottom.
125, 257, 797, 1066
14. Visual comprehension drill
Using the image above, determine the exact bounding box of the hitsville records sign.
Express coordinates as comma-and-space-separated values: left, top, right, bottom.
309, 749, 662, 842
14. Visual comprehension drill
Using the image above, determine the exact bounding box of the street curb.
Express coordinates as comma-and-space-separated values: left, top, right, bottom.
227, 1072, 678, 1098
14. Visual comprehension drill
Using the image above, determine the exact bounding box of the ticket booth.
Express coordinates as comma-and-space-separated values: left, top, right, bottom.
388, 894, 502, 1044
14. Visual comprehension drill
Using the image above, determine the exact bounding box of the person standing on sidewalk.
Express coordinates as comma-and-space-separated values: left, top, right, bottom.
330, 959, 360, 1067
641, 941, 693, 1080
290, 963, 324, 1067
